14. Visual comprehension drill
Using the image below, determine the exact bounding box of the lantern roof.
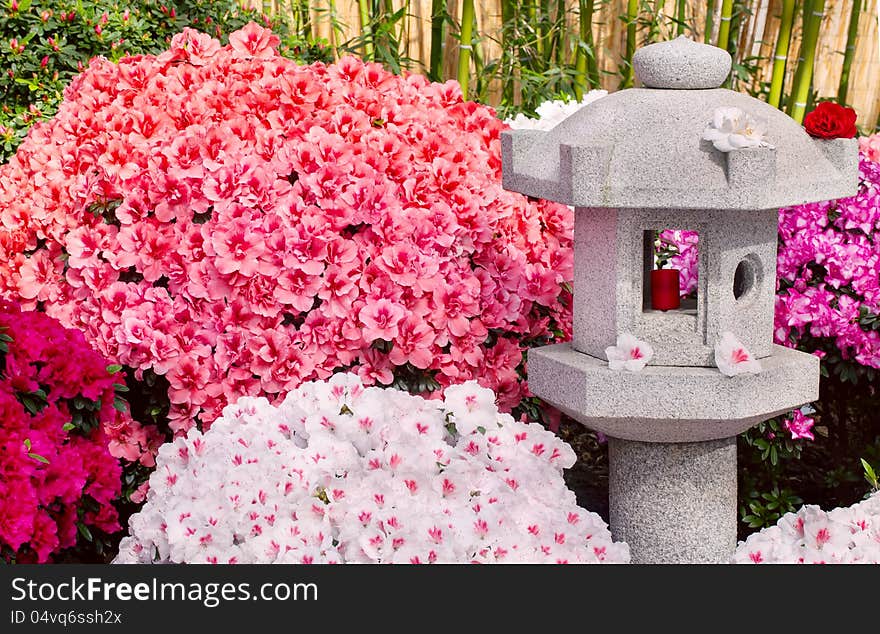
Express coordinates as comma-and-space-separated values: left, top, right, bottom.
501, 36, 858, 211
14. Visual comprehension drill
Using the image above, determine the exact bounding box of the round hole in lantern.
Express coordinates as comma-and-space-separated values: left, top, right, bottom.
733, 254, 762, 302
650, 268, 681, 311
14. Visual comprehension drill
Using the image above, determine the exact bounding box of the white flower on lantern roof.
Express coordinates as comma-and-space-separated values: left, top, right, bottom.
605, 333, 654, 372
714, 331, 762, 377
703, 106, 770, 153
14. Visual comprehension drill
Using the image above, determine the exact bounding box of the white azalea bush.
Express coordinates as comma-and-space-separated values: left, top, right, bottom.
114, 375, 629, 564
504, 91, 608, 131
733, 492, 880, 564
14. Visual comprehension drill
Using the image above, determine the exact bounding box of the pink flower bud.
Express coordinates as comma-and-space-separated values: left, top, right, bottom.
94, 24, 102, 36
40, 55, 48, 68
100, 12, 108, 24
123, 9, 129, 21
11, 0, 18, 11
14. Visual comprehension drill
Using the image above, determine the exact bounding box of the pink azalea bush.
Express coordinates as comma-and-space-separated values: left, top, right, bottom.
775, 148, 880, 370
114, 375, 629, 564
0, 24, 573, 464
0, 301, 123, 562
733, 492, 880, 563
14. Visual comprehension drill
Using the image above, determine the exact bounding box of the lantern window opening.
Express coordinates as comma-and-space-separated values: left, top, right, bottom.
733, 252, 762, 304
641, 228, 699, 314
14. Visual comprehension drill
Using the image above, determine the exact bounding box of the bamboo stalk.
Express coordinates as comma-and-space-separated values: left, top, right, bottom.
549, 0, 566, 67
716, 0, 734, 50
327, 0, 344, 59
790, 0, 826, 123
358, 0, 374, 59
299, 0, 312, 41
457, 0, 475, 99
527, 0, 542, 58
429, 0, 445, 81
574, 0, 597, 98
838, 0, 862, 104
540, 0, 551, 60
768, 0, 796, 109
676, 0, 686, 36
620, 0, 638, 89
501, 0, 515, 103
705, 0, 717, 43
788, 0, 814, 115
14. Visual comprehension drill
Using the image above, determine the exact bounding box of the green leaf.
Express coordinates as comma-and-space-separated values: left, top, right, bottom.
23, 438, 31, 450
113, 383, 129, 392
20, 396, 38, 415
76, 522, 93, 542
27, 452, 49, 464
62, 422, 75, 432
106, 364, 123, 374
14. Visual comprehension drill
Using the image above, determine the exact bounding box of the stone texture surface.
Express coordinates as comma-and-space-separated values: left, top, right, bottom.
572, 207, 778, 366
633, 35, 732, 89
609, 436, 737, 563
500, 91, 859, 211
527, 343, 819, 442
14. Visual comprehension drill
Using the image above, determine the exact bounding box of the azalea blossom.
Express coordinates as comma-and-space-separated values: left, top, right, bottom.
784, 409, 815, 441
0, 300, 126, 563
703, 107, 770, 153
733, 492, 880, 564
0, 25, 574, 465
114, 376, 630, 565
714, 331, 762, 377
605, 333, 653, 372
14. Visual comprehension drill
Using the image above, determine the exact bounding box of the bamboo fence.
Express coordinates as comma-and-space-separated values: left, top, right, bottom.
249, 0, 880, 128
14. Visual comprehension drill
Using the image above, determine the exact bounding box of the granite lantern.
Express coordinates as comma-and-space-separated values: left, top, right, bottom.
501, 37, 858, 563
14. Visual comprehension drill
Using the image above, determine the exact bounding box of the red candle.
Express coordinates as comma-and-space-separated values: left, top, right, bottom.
651, 269, 681, 311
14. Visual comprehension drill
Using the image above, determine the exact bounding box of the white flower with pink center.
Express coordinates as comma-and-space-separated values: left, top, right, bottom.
605, 333, 654, 372
114, 374, 629, 564
714, 331, 761, 377
733, 492, 880, 564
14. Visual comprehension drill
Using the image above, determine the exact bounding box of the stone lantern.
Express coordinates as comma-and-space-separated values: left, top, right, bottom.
501, 37, 858, 563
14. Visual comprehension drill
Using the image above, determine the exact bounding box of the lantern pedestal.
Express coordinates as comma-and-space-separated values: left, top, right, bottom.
608, 436, 736, 563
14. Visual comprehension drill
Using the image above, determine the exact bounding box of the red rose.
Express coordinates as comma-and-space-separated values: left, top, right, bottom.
803, 101, 858, 139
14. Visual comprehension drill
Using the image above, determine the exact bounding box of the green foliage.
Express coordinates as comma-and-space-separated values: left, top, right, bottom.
740, 486, 803, 529
862, 457, 879, 493
737, 349, 880, 537
477, 1, 585, 120
738, 416, 810, 534
0, 0, 326, 163
341, 0, 412, 73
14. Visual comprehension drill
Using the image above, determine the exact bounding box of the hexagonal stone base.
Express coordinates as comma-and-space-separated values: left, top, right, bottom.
528, 343, 819, 442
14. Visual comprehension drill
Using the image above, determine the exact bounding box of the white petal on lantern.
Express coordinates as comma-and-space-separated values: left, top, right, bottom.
605, 333, 654, 372
714, 331, 762, 377
703, 107, 770, 153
